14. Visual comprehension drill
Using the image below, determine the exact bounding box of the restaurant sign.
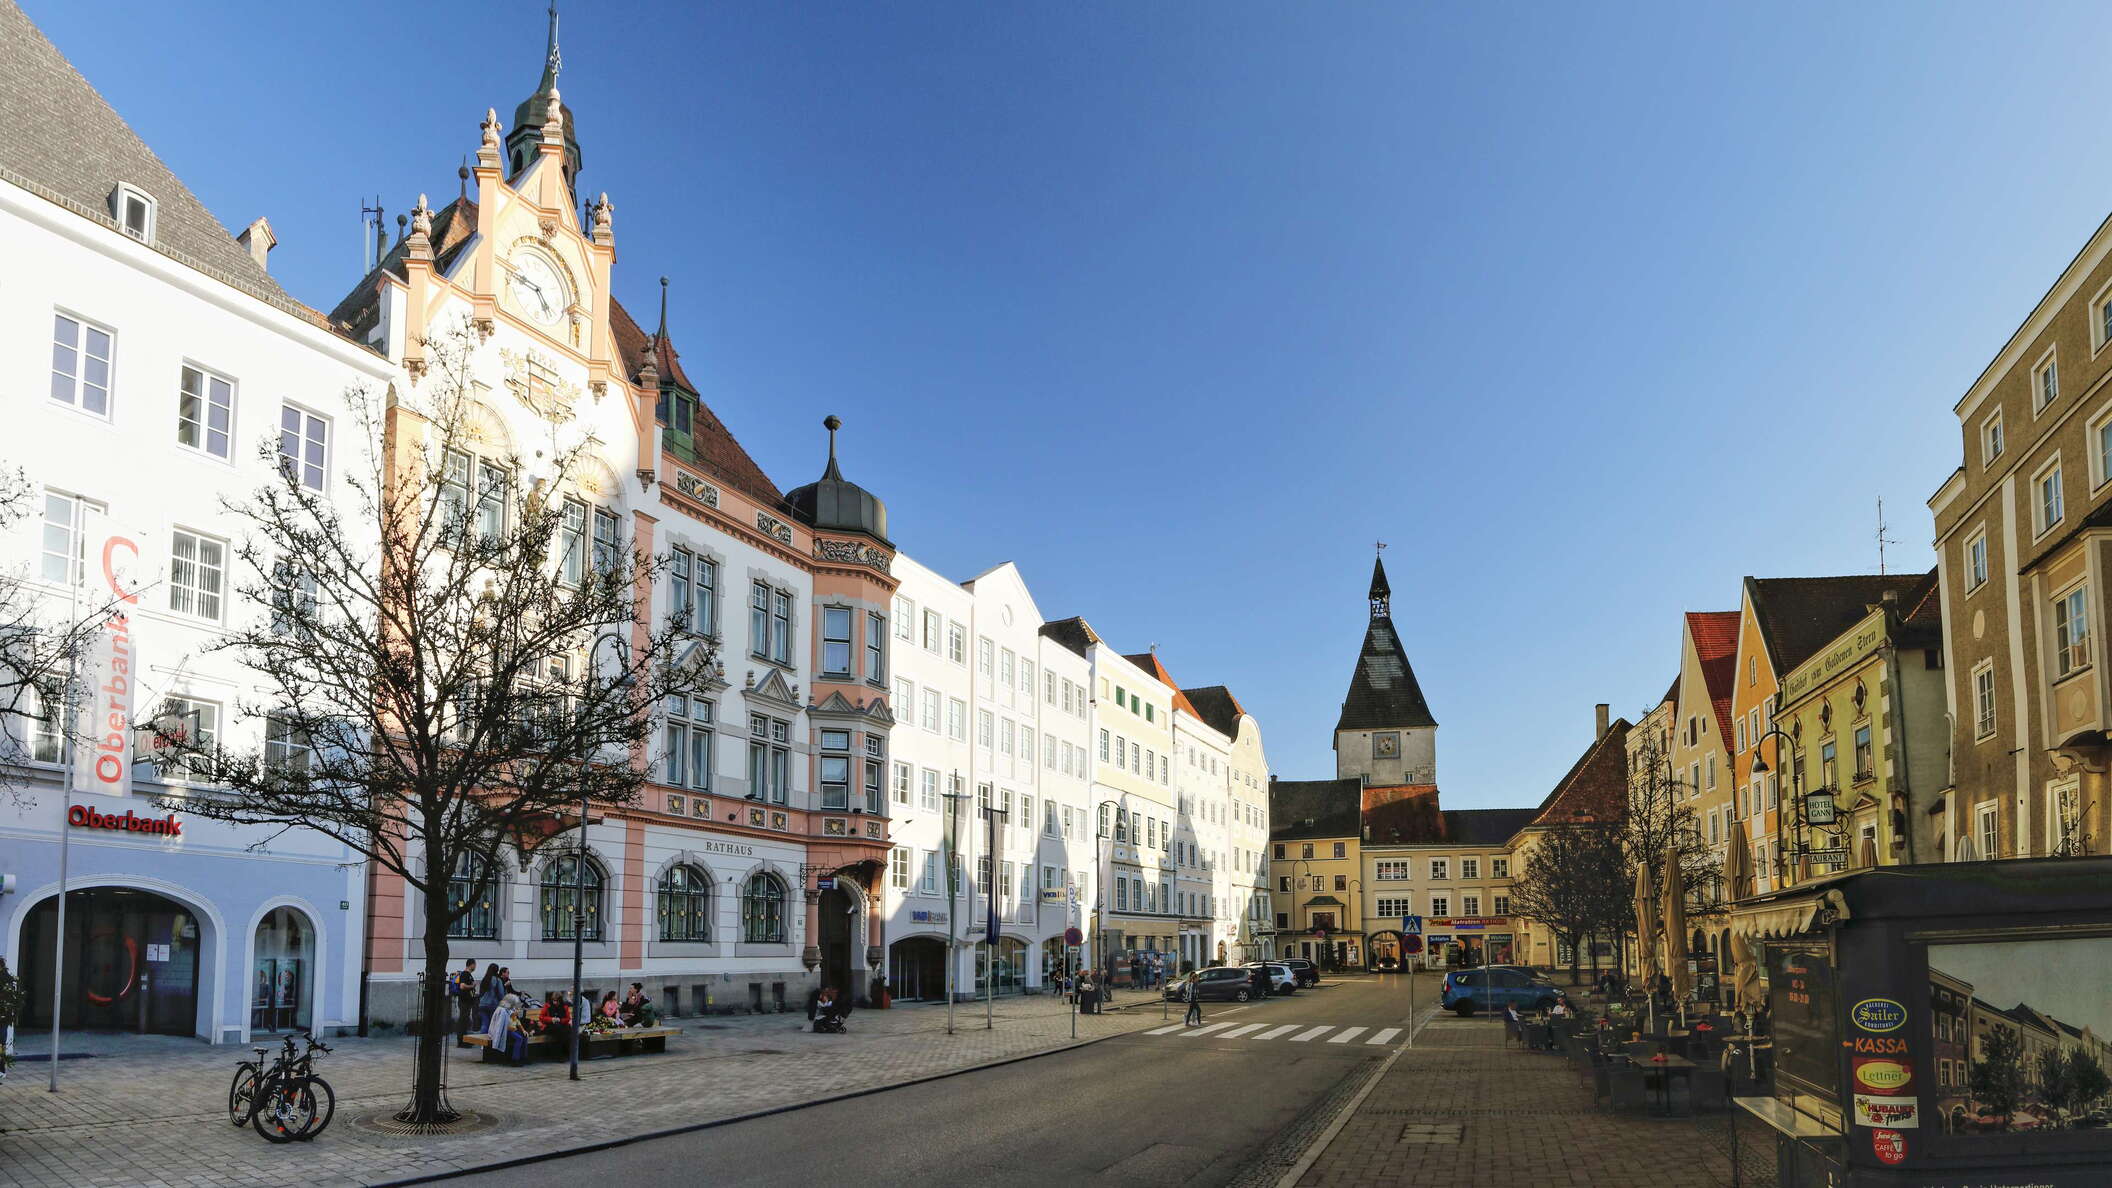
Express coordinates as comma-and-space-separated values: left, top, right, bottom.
1851, 1094, 1919, 1129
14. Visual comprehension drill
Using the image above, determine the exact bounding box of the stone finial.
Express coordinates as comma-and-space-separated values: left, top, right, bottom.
406, 194, 433, 262
478, 107, 503, 169
588, 191, 614, 244
544, 88, 565, 139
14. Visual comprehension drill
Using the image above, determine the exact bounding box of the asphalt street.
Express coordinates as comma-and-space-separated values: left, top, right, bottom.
448, 972, 1438, 1188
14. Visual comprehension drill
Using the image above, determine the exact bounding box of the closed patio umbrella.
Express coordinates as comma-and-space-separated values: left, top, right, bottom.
1661, 848, 1690, 1001
1633, 861, 1659, 993
1723, 819, 1763, 1014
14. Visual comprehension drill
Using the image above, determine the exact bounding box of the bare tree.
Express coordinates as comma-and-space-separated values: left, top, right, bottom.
154, 322, 704, 1125
1621, 735, 1724, 950
1508, 818, 1627, 985
0, 467, 125, 806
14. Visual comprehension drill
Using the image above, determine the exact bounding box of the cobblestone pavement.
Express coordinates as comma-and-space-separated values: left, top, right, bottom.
1295, 1014, 1776, 1188
0, 990, 1171, 1187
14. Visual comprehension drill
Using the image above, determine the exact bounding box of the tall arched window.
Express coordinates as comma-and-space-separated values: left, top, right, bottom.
742, 871, 786, 944
658, 864, 712, 942
540, 854, 604, 941
445, 852, 499, 940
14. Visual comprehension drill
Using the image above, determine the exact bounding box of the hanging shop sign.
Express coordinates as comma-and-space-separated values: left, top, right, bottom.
1850, 997, 1907, 1033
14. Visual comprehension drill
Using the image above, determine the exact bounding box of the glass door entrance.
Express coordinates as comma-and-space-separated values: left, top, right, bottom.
21, 887, 201, 1035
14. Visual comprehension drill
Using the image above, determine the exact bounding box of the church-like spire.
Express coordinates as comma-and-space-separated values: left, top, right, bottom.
537, 1, 562, 93
1369, 553, 1391, 619
1335, 550, 1435, 734
506, 1, 582, 189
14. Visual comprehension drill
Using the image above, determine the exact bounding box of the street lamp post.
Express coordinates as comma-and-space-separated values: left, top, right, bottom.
570, 633, 631, 1082
1347, 878, 1365, 970
941, 773, 971, 1036
1094, 798, 1121, 1000
1751, 726, 1837, 887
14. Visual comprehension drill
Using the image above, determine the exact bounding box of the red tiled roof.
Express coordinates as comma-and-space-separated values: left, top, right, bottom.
1361, 785, 1443, 844
1525, 718, 1632, 831
610, 296, 784, 509
1685, 611, 1740, 751
1123, 651, 1201, 718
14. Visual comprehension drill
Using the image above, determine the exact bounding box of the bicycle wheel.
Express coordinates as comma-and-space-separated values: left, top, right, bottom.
228, 1064, 259, 1127
251, 1076, 326, 1143
298, 1076, 336, 1141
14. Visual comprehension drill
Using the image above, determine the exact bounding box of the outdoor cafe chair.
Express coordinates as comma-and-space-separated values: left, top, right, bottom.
1607, 1065, 1650, 1115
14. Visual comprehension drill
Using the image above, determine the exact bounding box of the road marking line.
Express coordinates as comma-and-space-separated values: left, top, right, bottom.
1288, 1026, 1333, 1042
1326, 1026, 1368, 1044
1366, 1027, 1402, 1045
1178, 1022, 1233, 1038
1218, 1024, 1267, 1038
1144, 1024, 1187, 1035
1253, 1024, 1302, 1040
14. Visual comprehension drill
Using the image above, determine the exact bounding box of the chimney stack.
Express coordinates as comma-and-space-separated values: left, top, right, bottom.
1595, 703, 1610, 741
238, 217, 276, 273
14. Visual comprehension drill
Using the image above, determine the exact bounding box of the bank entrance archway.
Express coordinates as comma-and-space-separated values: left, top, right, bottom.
20, 887, 202, 1035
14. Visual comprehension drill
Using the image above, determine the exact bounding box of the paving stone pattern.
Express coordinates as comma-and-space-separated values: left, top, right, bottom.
0, 991, 1170, 1187
1297, 1017, 1777, 1188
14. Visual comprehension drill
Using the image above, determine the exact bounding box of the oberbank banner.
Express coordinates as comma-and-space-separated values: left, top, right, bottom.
70, 516, 145, 799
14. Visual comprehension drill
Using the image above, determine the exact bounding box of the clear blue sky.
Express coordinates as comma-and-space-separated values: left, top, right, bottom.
31, 1, 2112, 806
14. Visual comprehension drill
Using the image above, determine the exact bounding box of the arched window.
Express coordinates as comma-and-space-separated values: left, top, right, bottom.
540, 854, 604, 941
445, 852, 499, 939
741, 871, 786, 944
658, 864, 712, 942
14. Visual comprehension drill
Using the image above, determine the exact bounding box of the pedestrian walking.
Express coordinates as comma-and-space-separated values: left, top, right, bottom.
1182, 974, 1202, 1028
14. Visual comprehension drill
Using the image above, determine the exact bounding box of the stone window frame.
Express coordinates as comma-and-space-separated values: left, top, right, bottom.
2032, 453, 2065, 539
1965, 525, 1990, 593
1981, 406, 2005, 467
2031, 344, 2060, 414
1971, 659, 1997, 742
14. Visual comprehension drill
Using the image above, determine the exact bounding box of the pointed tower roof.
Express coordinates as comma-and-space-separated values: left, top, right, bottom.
1335, 556, 1436, 732
505, 2, 581, 189
785, 415, 890, 543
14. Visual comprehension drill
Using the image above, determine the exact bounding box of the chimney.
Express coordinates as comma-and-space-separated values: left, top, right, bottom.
238, 217, 276, 273
1594, 703, 1610, 741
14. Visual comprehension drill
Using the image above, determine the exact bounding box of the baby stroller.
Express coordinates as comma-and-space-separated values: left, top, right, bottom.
809, 988, 851, 1034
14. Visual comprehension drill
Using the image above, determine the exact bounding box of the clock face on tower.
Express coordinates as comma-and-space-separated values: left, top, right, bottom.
508, 251, 569, 327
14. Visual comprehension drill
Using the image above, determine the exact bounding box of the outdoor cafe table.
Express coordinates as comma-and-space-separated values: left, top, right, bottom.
1640, 1053, 1697, 1117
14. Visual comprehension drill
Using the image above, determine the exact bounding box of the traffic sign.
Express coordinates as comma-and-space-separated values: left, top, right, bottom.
1401, 934, 1424, 956
1401, 915, 1423, 934
1063, 926, 1084, 946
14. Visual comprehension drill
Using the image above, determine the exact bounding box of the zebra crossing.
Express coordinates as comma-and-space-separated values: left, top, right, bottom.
1141, 1019, 1404, 1046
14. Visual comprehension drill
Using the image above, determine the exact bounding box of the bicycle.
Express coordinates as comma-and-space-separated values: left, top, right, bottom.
242, 1031, 336, 1143
226, 1044, 271, 1127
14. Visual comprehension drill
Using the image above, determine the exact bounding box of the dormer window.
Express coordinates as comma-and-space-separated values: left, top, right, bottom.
109, 183, 157, 245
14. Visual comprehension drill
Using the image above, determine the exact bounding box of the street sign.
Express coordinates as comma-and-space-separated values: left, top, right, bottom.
816, 876, 836, 890
1401, 934, 1424, 956
1804, 848, 1849, 865
1063, 926, 1084, 946
1401, 915, 1423, 934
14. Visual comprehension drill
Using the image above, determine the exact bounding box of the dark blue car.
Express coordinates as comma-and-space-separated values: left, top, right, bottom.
1440, 966, 1564, 1016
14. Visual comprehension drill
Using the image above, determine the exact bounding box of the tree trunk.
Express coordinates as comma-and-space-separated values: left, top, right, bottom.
397, 881, 460, 1124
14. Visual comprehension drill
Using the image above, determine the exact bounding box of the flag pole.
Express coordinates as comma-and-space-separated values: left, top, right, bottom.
49, 542, 85, 1092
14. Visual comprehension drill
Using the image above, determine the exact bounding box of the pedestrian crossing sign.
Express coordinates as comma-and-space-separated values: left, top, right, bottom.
1402, 915, 1423, 934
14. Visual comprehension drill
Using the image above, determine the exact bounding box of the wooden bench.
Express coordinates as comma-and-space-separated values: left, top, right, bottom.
463, 1025, 681, 1064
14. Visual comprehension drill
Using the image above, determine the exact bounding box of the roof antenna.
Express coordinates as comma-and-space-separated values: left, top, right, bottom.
361, 196, 384, 271
1876, 497, 1896, 575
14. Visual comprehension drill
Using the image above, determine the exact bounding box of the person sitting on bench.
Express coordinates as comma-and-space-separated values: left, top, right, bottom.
620, 983, 657, 1027
811, 986, 848, 1033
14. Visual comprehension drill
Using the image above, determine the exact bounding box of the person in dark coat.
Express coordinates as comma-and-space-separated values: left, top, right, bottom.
1182, 975, 1203, 1028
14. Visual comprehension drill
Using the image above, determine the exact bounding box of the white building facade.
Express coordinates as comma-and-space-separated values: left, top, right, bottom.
0, 0, 395, 1043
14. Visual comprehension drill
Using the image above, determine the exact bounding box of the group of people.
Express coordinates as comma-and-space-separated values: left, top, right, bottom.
450, 960, 657, 1065
1058, 970, 1108, 1013
1123, 953, 1169, 990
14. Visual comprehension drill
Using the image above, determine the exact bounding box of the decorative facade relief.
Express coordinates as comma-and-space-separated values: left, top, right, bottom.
674, 469, 721, 508
497, 345, 580, 422
813, 538, 893, 575
756, 512, 794, 544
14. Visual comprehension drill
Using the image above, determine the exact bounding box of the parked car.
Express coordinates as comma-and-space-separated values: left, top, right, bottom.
1440, 966, 1565, 1016
1281, 958, 1320, 987
1164, 966, 1258, 1002
1244, 962, 1298, 995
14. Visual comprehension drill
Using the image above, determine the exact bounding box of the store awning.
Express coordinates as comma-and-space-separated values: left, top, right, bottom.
1729, 888, 1852, 941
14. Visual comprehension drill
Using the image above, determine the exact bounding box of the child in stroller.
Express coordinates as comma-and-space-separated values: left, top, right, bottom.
810, 985, 850, 1034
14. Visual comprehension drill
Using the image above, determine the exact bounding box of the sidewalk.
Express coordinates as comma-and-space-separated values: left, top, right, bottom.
0, 993, 1164, 1188
1294, 1012, 1773, 1188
